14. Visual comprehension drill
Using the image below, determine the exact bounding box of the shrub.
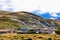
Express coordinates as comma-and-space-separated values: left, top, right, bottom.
55, 30, 60, 34
47, 38, 52, 40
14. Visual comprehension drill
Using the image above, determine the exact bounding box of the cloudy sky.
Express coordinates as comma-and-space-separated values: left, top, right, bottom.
0, 0, 60, 19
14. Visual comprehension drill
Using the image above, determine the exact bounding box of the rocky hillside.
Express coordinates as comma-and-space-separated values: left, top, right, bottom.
0, 10, 60, 29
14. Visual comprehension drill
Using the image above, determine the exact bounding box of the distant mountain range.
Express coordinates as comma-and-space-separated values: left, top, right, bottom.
0, 10, 60, 30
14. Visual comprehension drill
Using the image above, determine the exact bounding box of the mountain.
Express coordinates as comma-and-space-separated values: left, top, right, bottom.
0, 10, 60, 30
55, 17, 60, 22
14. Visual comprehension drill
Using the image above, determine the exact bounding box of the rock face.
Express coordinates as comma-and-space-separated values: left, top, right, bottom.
0, 10, 60, 30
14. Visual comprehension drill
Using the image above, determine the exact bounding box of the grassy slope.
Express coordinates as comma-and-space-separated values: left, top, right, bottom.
0, 11, 60, 29
0, 17, 26, 29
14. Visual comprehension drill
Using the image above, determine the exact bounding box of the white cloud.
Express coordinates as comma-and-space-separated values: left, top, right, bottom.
50, 18, 55, 19
50, 13, 58, 17
0, 0, 60, 18
0, 0, 60, 12
11, 0, 60, 12
11, 0, 60, 18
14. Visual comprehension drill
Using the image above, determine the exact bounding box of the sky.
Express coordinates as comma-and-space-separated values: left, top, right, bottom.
0, 0, 60, 19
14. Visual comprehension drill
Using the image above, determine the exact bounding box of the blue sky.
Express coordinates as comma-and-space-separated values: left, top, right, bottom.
0, 0, 60, 19
40, 12, 51, 19
32, 10, 60, 19
32, 10, 51, 19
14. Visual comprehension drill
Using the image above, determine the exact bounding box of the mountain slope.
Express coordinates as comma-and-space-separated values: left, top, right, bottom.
0, 10, 60, 29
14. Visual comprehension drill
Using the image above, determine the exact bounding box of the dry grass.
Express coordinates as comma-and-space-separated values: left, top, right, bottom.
0, 33, 60, 40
